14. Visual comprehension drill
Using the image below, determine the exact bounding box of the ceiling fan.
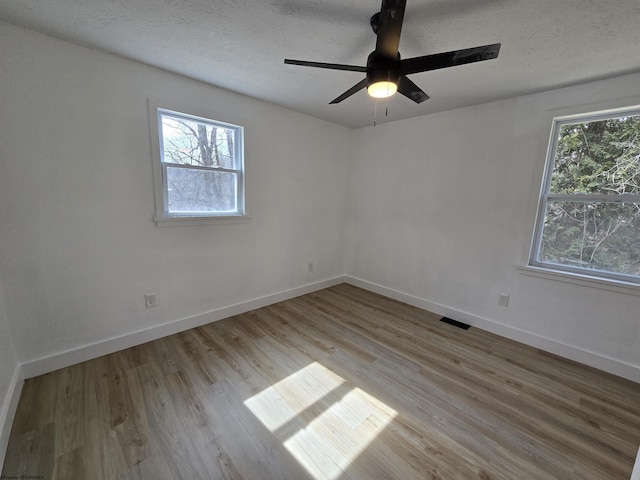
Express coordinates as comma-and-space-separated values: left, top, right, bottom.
284, 0, 501, 104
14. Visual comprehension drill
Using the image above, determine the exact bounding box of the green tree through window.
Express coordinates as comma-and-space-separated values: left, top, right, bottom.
531, 108, 640, 283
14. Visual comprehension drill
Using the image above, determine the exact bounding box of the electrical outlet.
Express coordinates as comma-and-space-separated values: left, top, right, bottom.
498, 293, 510, 307
144, 293, 157, 309
308, 262, 314, 273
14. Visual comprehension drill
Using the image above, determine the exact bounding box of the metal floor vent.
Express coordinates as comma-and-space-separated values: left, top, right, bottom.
440, 317, 471, 330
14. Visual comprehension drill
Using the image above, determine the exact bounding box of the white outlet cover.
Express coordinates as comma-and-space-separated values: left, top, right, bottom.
144, 294, 157, 308
498, 293, 510, 307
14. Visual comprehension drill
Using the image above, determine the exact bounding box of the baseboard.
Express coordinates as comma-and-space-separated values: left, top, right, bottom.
345, 275, 640, 384
18, 272, 640, 382
0, 364, 24, 470
21, 276, 346, 379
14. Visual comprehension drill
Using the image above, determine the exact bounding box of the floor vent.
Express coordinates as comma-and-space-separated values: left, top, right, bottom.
440, 317, 471, 330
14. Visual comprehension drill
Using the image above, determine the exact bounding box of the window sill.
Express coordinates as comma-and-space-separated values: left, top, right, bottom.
517, 265, 640, 297
154, 215, 251, 227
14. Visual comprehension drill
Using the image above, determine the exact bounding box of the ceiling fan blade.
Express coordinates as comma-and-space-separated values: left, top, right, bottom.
284, 59, 367, 73
374, 0, 407, 59
329, 78, 368, 104
400, 43, 501, 76
397, 76, 429, 104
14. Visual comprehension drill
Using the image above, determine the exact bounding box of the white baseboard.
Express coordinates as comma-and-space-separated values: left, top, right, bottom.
345, 275, 640, 384
0, 364, 24, 470
21, 276, 346, 379
15, 271, 640, 384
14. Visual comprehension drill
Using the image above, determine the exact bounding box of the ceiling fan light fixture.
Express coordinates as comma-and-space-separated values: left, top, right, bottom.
367, 80, 398, 99
284, 0, 501, 106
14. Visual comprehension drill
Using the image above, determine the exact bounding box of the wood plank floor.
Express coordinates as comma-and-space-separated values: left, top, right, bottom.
3, 284, 640, 479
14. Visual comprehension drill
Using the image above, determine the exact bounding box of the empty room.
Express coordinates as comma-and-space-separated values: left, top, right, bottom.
1, 0, 640, 479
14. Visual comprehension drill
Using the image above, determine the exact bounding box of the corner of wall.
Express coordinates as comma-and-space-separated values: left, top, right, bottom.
0, 364, 24, 471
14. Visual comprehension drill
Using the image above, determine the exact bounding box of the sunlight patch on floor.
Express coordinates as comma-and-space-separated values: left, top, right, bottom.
244, 361, 346, 431
244, 362, 397, 480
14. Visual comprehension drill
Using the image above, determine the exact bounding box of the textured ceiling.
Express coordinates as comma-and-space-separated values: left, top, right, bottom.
1, 0, 640, 128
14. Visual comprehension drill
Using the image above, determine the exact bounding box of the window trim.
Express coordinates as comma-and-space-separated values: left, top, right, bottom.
148, 98, 248, 226
517, 265, 640, 297
528, 105, 640, 285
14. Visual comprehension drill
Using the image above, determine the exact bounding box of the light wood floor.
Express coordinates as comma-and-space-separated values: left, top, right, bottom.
3, 284, 640, 479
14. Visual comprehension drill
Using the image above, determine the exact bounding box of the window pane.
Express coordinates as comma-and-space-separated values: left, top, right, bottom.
538, 201, 640, 276
160, 113, 238, 169
551, 115, 640, 195
166, 166, 238, 214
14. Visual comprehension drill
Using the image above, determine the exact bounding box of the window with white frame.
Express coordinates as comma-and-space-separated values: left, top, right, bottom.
151, 105, 245, 222
530, 106, 640, 284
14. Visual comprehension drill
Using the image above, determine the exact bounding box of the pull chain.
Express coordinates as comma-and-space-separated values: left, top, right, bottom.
374, 100, 378, 127
386, 70, 392, 117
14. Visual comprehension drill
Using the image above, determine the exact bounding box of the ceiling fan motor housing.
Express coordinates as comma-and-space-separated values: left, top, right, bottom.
366, 51, 401, 88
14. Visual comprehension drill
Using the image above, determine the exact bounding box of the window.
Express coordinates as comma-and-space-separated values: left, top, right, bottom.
530, 106, 640, 284
150, 102, 245, 224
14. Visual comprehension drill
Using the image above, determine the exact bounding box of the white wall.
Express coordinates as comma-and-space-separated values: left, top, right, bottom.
0, 22, 350, 371
346, 73, 640, 381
